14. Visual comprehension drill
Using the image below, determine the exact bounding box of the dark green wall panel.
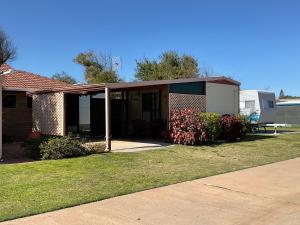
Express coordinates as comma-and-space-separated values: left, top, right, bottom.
169, 82, 206, 95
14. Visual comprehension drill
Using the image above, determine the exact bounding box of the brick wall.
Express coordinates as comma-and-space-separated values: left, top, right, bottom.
3, 91, 32, 142
32, 92, 65, 136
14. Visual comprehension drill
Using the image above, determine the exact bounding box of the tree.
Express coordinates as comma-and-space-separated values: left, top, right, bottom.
200, 66, 215, 77
74, 51, 121, 83
279, 89, 285, 99
135, 51, 199, 81
0, 29, 16, 66
51, 72, 77, 84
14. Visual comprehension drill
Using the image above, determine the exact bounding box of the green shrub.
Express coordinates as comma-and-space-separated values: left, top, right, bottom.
82, 142, 106, 154
23, 136, 52, 159
236, 114, 252, 134
198, 112, 221, 142
40, 136, 87, 160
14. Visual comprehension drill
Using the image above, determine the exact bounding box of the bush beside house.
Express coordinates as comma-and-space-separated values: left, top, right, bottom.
170, 109, 249, 145
170, 109, 207, 145
198, 112, 221, 142
24, 135, 106, 160
40, 137, 88, 160
23, 109, 248, 160
23, 134, 53, 159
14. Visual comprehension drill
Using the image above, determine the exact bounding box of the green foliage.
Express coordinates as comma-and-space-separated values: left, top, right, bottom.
278, 89, 300, 99
198, 112, 221, 142
135, 51, 199, 81
51, 72, 77, 84
40, 136, 87, 160
279, 89, 285, 99
0, 28, 16, 66
74, 51, 121, 83
236, 114, 252, 134
23, 136, 53, 159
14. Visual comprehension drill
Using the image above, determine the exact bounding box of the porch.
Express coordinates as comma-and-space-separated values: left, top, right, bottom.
31, 78, 211, 151
64, 85, 170, 141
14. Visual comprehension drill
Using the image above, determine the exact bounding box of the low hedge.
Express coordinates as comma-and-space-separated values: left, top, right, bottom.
170, 109, 249, 145
40, 136, 87, 160
198, 112, 221, 142
24, 135, 106, 160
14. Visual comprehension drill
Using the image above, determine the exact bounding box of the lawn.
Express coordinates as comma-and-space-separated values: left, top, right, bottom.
1, 133, 300, 221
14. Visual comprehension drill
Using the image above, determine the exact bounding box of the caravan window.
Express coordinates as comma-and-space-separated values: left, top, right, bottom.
267, 100, 274, 108
245, 100, 255, 110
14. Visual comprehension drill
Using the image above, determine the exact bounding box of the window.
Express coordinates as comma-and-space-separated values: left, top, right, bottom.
3, 95, 16, 108
142, 92, 161, 121
267, 100, 274, 108
27, 96, 32, 108
245, 100, 255, 110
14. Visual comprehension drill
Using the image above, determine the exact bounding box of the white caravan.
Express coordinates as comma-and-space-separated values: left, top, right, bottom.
240, 90, 276, 124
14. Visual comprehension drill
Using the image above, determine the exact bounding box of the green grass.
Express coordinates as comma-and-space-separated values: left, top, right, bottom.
2, 133, 300, 221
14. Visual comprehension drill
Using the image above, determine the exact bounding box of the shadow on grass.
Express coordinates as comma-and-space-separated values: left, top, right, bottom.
243, 134, 276, 141
202, 134, 276, 148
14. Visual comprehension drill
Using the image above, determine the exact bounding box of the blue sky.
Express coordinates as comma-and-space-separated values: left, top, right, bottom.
1, 0, 299, 96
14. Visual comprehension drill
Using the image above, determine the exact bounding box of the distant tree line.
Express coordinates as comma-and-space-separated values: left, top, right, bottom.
279, 89, 300, 99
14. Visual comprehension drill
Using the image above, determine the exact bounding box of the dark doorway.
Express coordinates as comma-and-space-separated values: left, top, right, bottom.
90, 98, 123, 138
90, 98, 105, 137
66, 94, 79, 134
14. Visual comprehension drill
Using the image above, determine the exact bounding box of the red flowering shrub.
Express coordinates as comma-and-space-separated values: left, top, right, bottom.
170, 110, 249, 145
220, 115, 246, 141
170, 109, 207, 145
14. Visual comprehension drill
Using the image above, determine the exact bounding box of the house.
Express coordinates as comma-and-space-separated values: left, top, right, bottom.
0, 64, 72, 142
31, 77, 240, 150
0, 64, 241, 155
240, 90, 276, 124
276, 99, 300, 125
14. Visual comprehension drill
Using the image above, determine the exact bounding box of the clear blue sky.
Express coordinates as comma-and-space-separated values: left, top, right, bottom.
1, 0, 299, 96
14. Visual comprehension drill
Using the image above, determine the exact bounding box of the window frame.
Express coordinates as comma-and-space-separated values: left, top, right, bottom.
142, 91, 161, 121
267, 100, 274, 109
245, 100, 255, 110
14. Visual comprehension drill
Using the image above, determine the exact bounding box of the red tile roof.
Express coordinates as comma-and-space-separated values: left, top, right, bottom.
0, 64, 13, 73
1, 65, 73, 91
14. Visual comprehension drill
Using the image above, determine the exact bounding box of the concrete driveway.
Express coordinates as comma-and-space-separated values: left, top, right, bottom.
3, 158, 300, 225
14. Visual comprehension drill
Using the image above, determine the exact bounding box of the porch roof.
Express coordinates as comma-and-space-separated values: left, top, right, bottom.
32, 76, 240, 95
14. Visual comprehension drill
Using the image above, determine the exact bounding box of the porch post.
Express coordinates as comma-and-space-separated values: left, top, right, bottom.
105, 87, 111, 151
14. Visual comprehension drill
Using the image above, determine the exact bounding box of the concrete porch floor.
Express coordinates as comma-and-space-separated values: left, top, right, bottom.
111, 139, 174, 152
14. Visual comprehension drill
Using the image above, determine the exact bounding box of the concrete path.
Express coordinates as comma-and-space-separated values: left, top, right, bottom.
111, 139, 173, 152
3, 158, 300, 225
